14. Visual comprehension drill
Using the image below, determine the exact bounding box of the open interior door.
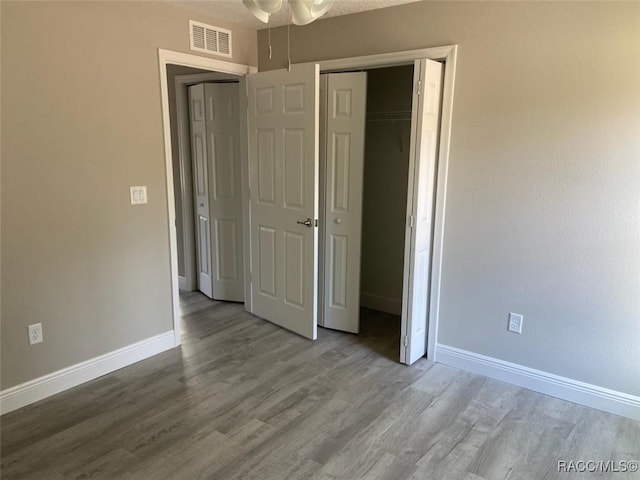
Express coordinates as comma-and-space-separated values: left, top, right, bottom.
319, 72, 367, 334
401, 59, 443, 364
246, 64, 320, 340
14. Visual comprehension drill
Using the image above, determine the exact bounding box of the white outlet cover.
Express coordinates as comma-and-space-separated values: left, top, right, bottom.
28, 323, 43, 345
130, 186, 148, 205
508, 313, 523, 334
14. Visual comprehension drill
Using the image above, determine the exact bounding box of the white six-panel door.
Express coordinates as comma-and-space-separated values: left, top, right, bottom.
247, 64, 320, 340
189, 84, 213, 298
401, 59, 443, 364
204, 83, 244, 302
320, 73, 367, 333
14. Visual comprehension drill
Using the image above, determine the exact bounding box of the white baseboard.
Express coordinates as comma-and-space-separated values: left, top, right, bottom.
436, 344, 640, 421
361, 292, 402, 315
178, 276, 188, 291
0, 331, 175, 415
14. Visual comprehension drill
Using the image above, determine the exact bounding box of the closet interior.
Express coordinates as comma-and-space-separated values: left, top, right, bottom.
358, 65, 415, 343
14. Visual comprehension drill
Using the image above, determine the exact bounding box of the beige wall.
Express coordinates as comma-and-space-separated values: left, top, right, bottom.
0, 1, 256, 389
360, 66, 413, 311
259, 2, 640, 396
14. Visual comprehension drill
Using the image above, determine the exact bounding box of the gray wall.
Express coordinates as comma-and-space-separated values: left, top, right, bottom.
1, 1, 257, 389
360, 66, 413, 313
258, 2, 640, 396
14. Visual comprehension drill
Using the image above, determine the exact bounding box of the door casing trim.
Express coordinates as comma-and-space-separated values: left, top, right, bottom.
158, 49, 257, 346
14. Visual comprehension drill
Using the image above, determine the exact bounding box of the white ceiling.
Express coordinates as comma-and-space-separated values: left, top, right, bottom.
169, 0, 421, 29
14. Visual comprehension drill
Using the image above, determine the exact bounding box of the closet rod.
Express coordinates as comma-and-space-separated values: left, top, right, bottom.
366, 110, 412, 121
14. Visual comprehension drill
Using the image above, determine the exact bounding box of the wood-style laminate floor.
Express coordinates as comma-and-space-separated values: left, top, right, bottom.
2, 292, 639, 479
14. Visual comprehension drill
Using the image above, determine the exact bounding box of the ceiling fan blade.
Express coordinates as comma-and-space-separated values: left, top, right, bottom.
255, 0, 283, 14
242, 0, 270, 23
289, 0, 315, 25
308, 0, 335, 17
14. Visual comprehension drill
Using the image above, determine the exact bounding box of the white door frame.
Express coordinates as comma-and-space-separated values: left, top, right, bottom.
160, 46, 456, 357
174, 71, 242, 293
303, 45, 457, 361
158, 48, 257, 346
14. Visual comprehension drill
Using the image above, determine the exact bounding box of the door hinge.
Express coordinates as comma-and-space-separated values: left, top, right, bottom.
409, 215, 415, 228
315, 219, 318, 227
416, 80, 422, 96
403, 335, 409, 347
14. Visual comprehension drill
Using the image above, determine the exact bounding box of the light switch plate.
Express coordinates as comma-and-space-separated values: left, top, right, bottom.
130, 186, 147, 205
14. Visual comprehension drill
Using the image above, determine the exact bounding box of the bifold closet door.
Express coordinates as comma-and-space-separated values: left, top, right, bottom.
204, 83, 244, 302
189, 83, 244, 302
189, 84, 213, 298
401, 59, 443, 365
320, 72, 367, 334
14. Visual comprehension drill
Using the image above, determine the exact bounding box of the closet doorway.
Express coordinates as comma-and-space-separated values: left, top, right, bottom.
169, 64, 247, 303
318, 65, 416, 360
187, 81, 244, 302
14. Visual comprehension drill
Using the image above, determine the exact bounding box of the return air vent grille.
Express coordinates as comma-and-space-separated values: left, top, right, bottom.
189, 20, 232, 58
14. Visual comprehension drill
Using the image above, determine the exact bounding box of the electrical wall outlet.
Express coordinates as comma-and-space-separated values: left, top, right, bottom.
28, 323, 43, 345
130, 186, 147, 205
508, 313, 523, 334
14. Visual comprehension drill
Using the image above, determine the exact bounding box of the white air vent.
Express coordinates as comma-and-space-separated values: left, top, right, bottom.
189, 20, 232, 58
